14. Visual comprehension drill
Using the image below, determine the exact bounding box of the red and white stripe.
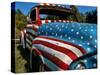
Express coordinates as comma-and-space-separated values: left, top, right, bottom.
40, 3, 57, 7
41, 20, 76, 25
39, 3, 66, 9
32, 36, 86, 70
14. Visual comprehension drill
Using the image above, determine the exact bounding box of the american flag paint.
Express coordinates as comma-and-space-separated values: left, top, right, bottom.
28, 22, 97, 70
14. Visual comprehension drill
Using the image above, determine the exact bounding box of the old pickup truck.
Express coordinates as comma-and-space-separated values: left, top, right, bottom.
20, 3, 97, 72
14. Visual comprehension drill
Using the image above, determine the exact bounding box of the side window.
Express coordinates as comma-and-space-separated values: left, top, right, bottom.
30, 9, 36, 21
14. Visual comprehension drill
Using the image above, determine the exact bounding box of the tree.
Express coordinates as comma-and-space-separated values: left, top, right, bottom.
46, 15, 60, 20
15, 9, 27, 39
15, 9, 27, 30
70, 5, 86, 22
16, 9, 23, 14
79, 13, 86, 22
70, 5, 78, 13
85, 10, 97, 24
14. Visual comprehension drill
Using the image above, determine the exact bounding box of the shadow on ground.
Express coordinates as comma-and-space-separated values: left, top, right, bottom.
16, 45, 32, 73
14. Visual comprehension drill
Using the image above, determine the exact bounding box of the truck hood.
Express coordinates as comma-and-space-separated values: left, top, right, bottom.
38, 22, 97, 53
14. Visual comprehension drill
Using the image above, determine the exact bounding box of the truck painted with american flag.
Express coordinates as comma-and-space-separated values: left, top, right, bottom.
20, 3, 97, 72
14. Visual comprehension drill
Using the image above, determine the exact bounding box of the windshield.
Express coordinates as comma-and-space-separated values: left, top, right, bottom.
40, 14, 76, 20
30, 9, 36, 21
30, 8, 77, 21
39, 9, 77, 21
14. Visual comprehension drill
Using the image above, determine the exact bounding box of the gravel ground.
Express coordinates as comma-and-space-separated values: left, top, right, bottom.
15, 44, 31, 73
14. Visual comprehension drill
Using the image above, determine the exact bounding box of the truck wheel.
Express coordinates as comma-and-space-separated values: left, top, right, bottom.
30, 51, 44, 72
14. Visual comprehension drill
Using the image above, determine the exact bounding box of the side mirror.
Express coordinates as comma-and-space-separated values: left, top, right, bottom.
27, 16, 31, 23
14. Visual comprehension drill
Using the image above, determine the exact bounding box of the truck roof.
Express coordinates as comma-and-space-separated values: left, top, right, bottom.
30, 3, 76, 15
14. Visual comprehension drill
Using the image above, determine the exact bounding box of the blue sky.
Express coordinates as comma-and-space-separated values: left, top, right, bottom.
15, 2, 97, 15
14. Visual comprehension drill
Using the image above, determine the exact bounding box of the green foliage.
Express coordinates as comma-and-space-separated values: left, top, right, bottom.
85, 10, 97, 24
70, 5, 97, 24
79, 13, 86, 22
70, 5, 78, 13
46, 15, 60, 20
70, 5, 86, 22
67, 15, 76, 21
15, 9, 27, 30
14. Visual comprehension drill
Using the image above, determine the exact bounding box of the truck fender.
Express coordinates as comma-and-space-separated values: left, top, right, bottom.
20, 30, 26, 49
31, 46, 45, 65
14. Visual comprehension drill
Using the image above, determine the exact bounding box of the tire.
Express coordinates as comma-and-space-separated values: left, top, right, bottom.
30, 51, 44, 72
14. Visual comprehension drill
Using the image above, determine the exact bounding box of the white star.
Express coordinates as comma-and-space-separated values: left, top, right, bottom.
87, 42, 90, 45
91, 29, 94, 32
60, 35, 63, 38
79, 27, 81, 29
90, 35, 93, 39
56, 33, 58, 36
84, 60, 87, 63
50, 28, 52, 30
87, 48, 90, 51
55, 25, 58, 27
68, 37, 71, 40
79, 44, 82, 47
95, 39, 97, 43
62, 25, 64, 28
59, 29, 62, 31
76, 32, 79, 35
71, 29, 74, 32
72, 40, 75, 43
81, 36, 84, 39
65, 34, 67, 37
94, 45, 97, 48
66, 26, 68, 29
85, 29, 87, 32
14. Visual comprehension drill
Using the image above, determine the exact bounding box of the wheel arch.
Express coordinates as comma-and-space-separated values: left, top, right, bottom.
31, 46, 45, 65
